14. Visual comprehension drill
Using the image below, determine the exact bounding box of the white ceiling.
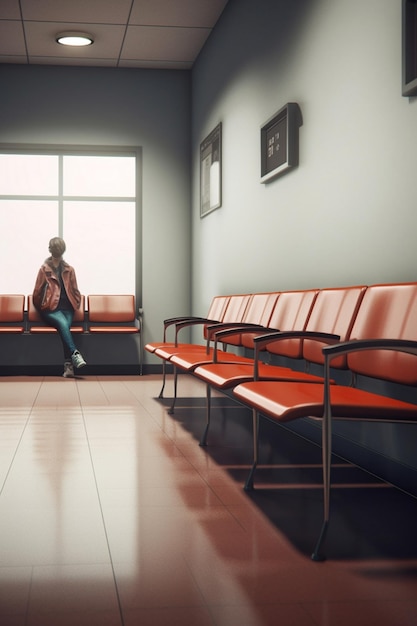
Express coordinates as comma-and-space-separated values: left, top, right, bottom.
0, 0, 229, 70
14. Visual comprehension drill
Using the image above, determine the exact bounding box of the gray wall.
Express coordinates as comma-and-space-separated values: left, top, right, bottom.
0, 64, 192, 357
191, 0, 417, 308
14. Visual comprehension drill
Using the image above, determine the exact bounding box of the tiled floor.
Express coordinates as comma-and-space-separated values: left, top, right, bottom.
1, 374, 417, 625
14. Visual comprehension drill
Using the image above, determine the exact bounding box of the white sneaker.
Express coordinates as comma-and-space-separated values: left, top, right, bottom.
63, 362, 75, 378
71, 350, 86, 369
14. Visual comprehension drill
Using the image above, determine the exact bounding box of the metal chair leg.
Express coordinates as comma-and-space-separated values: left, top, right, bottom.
311, 403, 332, 562
311, 520, 328, 562
168, 366, 178, 415
158, 360, 167, 398
244, 409, 259, 491
139, 331, 143, 376
199, 384, 211, 446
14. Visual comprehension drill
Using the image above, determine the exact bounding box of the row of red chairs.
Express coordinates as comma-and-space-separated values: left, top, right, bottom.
0, 293, 143, 374
146, 283, 417, 560
0, 293, 141, 334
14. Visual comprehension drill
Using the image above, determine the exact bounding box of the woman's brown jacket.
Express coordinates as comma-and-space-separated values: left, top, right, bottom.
33, 259, 81, 312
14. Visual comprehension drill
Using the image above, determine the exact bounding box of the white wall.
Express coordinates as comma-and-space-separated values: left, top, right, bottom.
0, 65, 192, 357
191, 0, 417, 314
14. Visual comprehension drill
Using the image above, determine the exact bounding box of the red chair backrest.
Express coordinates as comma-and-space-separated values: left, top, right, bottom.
0, 294, 24, 322
202, 295, 231, 339
206, 295, 230, 321
215, 293, 252, 346
347, 282, 417, 385
88, 295, 134, 323
266, 289, 318, 359
302, 285, 367, 368
241, 292, 280, 349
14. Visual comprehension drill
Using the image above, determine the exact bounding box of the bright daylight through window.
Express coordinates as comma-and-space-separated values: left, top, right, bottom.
0, 150, 138, 299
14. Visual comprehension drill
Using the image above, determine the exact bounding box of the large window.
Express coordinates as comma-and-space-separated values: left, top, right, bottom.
0, 148, 140, 300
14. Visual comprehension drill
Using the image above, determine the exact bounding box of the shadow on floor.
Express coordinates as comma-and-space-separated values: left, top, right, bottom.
157, 396, 417, 561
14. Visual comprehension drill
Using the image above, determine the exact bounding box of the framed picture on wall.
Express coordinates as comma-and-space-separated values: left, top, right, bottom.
260, 102, 302, 183
200, 123, 222, 217
402, 0, 417, 96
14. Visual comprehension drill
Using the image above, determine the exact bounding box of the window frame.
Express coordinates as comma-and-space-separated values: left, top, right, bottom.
0, 143, 143, 306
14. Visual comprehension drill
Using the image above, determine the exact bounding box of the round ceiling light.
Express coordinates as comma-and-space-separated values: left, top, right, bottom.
56, 32, 94, 47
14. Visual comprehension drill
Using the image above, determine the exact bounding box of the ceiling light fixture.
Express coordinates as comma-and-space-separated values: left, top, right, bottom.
56, 32, 94, 47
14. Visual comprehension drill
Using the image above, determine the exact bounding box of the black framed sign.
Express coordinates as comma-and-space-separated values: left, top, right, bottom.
260, 102, 302, 183
402, 0, 417, 96
200, 123, 222, 218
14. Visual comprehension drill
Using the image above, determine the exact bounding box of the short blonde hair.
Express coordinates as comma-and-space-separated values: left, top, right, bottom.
49, 237, 66, 258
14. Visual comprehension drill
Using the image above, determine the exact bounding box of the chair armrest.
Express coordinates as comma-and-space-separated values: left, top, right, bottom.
253, 330, 340, 355
252, 331, 340, 379
161, 316, 209, 341
207, 322, 268, 343
164, 315, 206, 325
210, 324, 269, 340
321, 339, 417, 427
209, 324, 270, 361
173, 318, 222, 344
137, 307, 144, 332
323, 338, 417, 361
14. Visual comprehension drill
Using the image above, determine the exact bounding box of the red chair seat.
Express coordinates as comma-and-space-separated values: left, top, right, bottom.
234, 380, 417, 423
29, 326, 84, 334
154, 343, 213, 360
0, 326, 24, 333
194, 361, 325, 389
89, 326, 138, 333
170, 350, 255, 372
